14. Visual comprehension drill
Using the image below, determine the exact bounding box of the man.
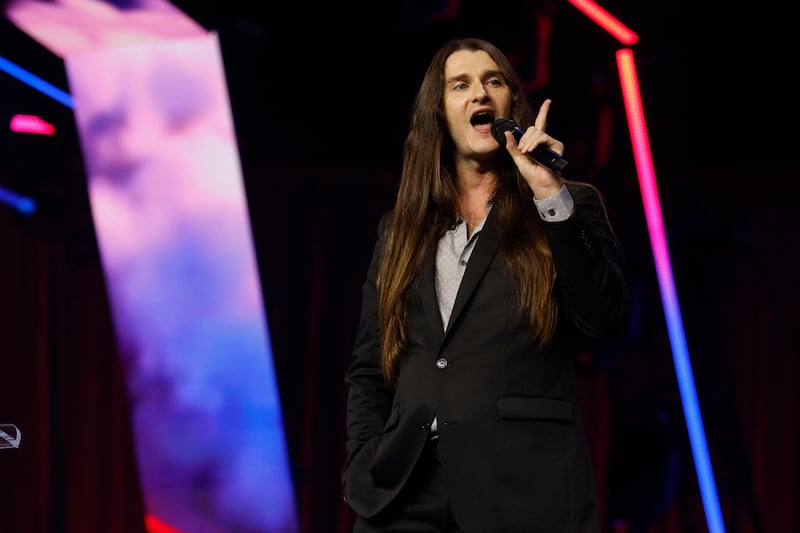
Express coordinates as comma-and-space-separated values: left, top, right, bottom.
343, 37, 629, 532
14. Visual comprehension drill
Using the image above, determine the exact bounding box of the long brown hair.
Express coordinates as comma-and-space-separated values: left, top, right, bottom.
377, 37, 558, 385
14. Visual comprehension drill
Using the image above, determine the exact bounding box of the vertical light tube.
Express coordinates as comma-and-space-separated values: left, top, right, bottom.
616, 48, 725, 533
564, 1, 727, 526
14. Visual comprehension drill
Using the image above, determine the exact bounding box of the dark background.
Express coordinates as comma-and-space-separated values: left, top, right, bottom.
1, 1, 798, 532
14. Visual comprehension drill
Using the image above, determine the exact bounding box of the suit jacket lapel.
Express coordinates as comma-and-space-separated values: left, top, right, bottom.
445, 210, 499, 341
419, 240, 445, 345
419, 210, 501, 348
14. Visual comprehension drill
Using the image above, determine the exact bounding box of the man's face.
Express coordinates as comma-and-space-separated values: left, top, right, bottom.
443, 49, 512, 162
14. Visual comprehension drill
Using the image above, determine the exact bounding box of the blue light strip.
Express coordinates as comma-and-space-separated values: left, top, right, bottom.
660, 275, 725, 531
0, 185, 36, 214
0, 54, 73, 108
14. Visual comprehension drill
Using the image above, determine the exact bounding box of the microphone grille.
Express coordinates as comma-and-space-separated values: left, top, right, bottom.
490, 118, 518, 147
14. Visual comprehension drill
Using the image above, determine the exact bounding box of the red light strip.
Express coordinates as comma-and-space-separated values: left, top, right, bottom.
9, 113, 55, 135
566, 0, 638, 44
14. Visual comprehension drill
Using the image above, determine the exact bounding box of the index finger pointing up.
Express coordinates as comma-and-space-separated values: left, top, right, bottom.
534, 98, 552, 131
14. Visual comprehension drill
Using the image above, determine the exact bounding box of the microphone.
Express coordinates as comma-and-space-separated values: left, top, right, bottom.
491, 118, 571, 177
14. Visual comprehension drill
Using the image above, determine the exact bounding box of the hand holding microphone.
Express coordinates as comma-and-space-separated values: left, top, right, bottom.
491, 117, 571, 178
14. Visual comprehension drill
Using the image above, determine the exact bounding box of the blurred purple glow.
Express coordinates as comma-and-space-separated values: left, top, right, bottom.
58, 29, 299, 533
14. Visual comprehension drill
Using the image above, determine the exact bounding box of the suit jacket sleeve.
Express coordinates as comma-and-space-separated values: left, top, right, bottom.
543, 182, 630, 340
343, 211, 394, 470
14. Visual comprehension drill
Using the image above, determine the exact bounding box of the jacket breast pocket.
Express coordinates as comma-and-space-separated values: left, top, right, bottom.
497, 395, 574, 423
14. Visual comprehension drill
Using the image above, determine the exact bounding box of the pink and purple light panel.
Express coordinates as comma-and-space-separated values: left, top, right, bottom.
4, 1, 299, 531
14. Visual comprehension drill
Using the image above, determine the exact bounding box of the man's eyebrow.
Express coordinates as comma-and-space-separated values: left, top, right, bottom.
445, 73, 470, 84
445, 69, 504, 84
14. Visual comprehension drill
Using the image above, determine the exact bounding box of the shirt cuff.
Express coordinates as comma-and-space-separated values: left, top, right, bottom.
534, 185, 574, 222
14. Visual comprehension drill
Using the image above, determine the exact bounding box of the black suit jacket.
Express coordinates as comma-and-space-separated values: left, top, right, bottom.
343, 183, 629, 532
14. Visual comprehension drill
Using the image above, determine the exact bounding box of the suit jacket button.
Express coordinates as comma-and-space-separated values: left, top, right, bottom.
435, 357, 448, 369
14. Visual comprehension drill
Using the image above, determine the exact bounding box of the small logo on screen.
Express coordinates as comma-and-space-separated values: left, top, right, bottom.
0, 424, 22, 449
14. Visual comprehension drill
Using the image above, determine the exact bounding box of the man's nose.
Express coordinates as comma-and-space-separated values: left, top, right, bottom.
471, 84, 488, 100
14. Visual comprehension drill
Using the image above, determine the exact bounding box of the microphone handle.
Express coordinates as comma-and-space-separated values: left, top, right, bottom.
508, 126, 571, 177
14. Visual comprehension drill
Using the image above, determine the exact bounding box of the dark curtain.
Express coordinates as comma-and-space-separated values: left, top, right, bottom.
2, 157, 798, 533
0, 155, 147, 532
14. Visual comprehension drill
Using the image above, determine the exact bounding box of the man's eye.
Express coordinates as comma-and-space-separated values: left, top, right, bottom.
454, 83, 467, 90
488, 79, 502, 87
